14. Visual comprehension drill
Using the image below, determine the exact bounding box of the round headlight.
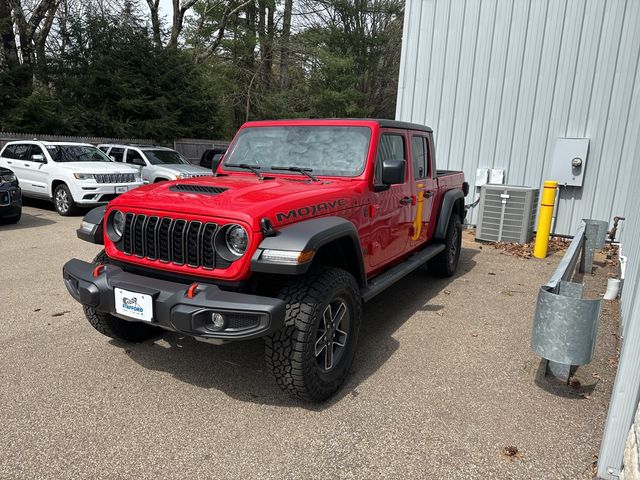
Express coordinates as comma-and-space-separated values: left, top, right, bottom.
225, 225, 248, 256
111, 210, 125, 241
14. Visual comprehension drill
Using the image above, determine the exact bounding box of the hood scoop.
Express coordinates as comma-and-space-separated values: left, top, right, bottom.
170, 184, 229, 195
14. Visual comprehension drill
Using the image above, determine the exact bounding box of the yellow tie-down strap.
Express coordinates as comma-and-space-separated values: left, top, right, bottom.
411, 184, 425, 241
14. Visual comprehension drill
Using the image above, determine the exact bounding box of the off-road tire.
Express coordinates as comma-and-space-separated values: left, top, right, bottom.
265, 267, 361, 402
428, 213, 462, 277
53, 184, 79, 216
83, 249, 162, 343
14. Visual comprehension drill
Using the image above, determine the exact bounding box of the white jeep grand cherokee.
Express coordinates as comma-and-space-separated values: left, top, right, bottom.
0, 141, 143, 216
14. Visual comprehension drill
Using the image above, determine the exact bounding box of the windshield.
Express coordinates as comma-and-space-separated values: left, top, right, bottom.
144, 150, 190, 165
46, 145, 112, 162
222, 126, 372, 177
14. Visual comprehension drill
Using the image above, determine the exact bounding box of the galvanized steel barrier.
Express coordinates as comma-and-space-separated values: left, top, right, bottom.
531, 219, 608, 381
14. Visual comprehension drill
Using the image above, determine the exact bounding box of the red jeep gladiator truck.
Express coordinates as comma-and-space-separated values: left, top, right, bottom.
63, 119, 468, 401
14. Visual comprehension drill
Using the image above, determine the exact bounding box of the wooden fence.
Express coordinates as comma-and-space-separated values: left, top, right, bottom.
173, 138, 230, 163
0, 133, 229, 165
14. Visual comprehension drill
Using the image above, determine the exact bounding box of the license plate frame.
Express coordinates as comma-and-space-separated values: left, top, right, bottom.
115, 186, 128, 194
114, 288, 154, 322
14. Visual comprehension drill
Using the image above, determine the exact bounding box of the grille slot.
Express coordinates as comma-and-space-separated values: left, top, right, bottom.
172, 220, 187, 265
158, 218, 172, 262
145, 216, 160, 260
170, 184, 228, 195
186, 221, 202, 267
118, 214, 231, 269
133, 215, 147, 257
201, 223, 217, 269
122, 213, 135, 254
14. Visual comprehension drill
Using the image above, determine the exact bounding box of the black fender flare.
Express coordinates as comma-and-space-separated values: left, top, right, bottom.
434, 189, 465, 241
76, 205, 106, 244
251, 216, 366, 286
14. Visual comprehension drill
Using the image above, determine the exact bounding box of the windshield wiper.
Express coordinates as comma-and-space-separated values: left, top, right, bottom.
271, 166, 320, 182
225, 163, 263, 179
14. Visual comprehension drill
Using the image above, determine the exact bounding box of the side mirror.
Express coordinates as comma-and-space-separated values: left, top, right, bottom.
109, 155, 116, 162
381, 159, 406, 185
31, 154, 45, 163
131, 158, 145, 166
211, 154, 223, 173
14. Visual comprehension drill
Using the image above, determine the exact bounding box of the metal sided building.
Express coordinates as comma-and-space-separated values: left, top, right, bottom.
396, 1, 640, 478
396, 0, 640, 236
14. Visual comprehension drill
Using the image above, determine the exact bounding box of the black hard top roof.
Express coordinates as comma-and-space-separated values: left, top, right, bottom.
246, 118, 433, 133
372, 119, 433, 133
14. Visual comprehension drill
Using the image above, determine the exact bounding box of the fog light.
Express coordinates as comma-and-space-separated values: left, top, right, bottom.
211, 312, 225, 330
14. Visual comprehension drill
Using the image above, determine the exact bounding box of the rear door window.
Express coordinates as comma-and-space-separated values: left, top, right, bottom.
411, 136, 429, 179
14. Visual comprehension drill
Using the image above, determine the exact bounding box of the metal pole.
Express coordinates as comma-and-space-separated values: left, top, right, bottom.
580, 221, 598, 274
534, 181, 558, 258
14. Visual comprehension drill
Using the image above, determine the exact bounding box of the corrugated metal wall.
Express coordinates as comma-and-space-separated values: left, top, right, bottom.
598, 147, 640, 479
396, 0, 640, 235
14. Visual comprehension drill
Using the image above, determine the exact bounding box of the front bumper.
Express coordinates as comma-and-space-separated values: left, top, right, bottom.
62, 258, 286, 341
73, 182, 144, 205
0, 186, 21, 209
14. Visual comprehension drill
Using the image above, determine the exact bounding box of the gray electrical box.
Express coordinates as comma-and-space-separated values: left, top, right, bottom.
550, 138, 589, 187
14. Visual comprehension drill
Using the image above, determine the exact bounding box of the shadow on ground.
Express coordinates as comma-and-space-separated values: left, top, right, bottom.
114, 248, 478, 409
0, 197, 90, 231
533, 360, 599, 399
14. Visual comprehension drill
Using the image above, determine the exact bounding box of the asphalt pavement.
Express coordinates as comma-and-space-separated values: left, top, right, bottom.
0, 199, 619, 479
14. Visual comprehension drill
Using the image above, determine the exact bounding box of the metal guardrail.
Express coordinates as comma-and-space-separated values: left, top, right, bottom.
531, 219, 608, 382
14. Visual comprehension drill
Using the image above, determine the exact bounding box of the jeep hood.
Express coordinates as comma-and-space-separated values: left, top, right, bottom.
110, 175, 364, 229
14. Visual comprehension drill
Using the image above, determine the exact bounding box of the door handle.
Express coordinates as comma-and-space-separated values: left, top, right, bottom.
400, 196, 412, 205
24, 163, 31, 167
6, 161, 12, 164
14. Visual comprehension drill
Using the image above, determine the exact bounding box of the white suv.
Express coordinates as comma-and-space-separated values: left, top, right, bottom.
0, 141, 143, 216
97, 144, 211, 183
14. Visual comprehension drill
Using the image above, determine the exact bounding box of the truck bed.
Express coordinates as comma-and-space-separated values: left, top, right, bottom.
436, 169, 461, 177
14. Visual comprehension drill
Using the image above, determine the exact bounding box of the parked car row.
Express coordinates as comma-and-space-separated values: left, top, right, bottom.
98, 144, 211, 183
0, 140, 225, 219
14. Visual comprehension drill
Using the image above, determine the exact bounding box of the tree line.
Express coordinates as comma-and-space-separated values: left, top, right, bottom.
0, 0, 403, 141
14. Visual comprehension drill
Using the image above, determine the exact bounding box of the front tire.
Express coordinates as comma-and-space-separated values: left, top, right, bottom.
1, 208, 21, 224
428, 213, 462, 277
53, 184, 79, 216
265, 267, 361, 402
83, 250, 163, 343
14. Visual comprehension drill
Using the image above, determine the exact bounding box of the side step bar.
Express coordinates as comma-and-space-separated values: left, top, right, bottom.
361, 244, 446, 302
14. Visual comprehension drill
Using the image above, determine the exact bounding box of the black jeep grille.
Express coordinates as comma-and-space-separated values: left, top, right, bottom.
120, 214, 229, 269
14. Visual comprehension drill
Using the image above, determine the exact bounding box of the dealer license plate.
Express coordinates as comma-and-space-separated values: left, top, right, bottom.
114, 288, 153, 322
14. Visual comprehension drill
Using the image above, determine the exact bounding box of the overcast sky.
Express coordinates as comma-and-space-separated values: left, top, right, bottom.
158, 0, 174, 20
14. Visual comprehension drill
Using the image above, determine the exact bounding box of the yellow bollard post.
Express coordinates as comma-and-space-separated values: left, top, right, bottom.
533, 180, 558, 258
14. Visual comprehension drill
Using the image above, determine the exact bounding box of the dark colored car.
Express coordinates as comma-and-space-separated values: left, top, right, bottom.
199, 147, 227, 170
0, 166, 22, 224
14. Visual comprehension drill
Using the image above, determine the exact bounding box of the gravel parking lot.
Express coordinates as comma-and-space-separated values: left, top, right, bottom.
0, 200, 619, 479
